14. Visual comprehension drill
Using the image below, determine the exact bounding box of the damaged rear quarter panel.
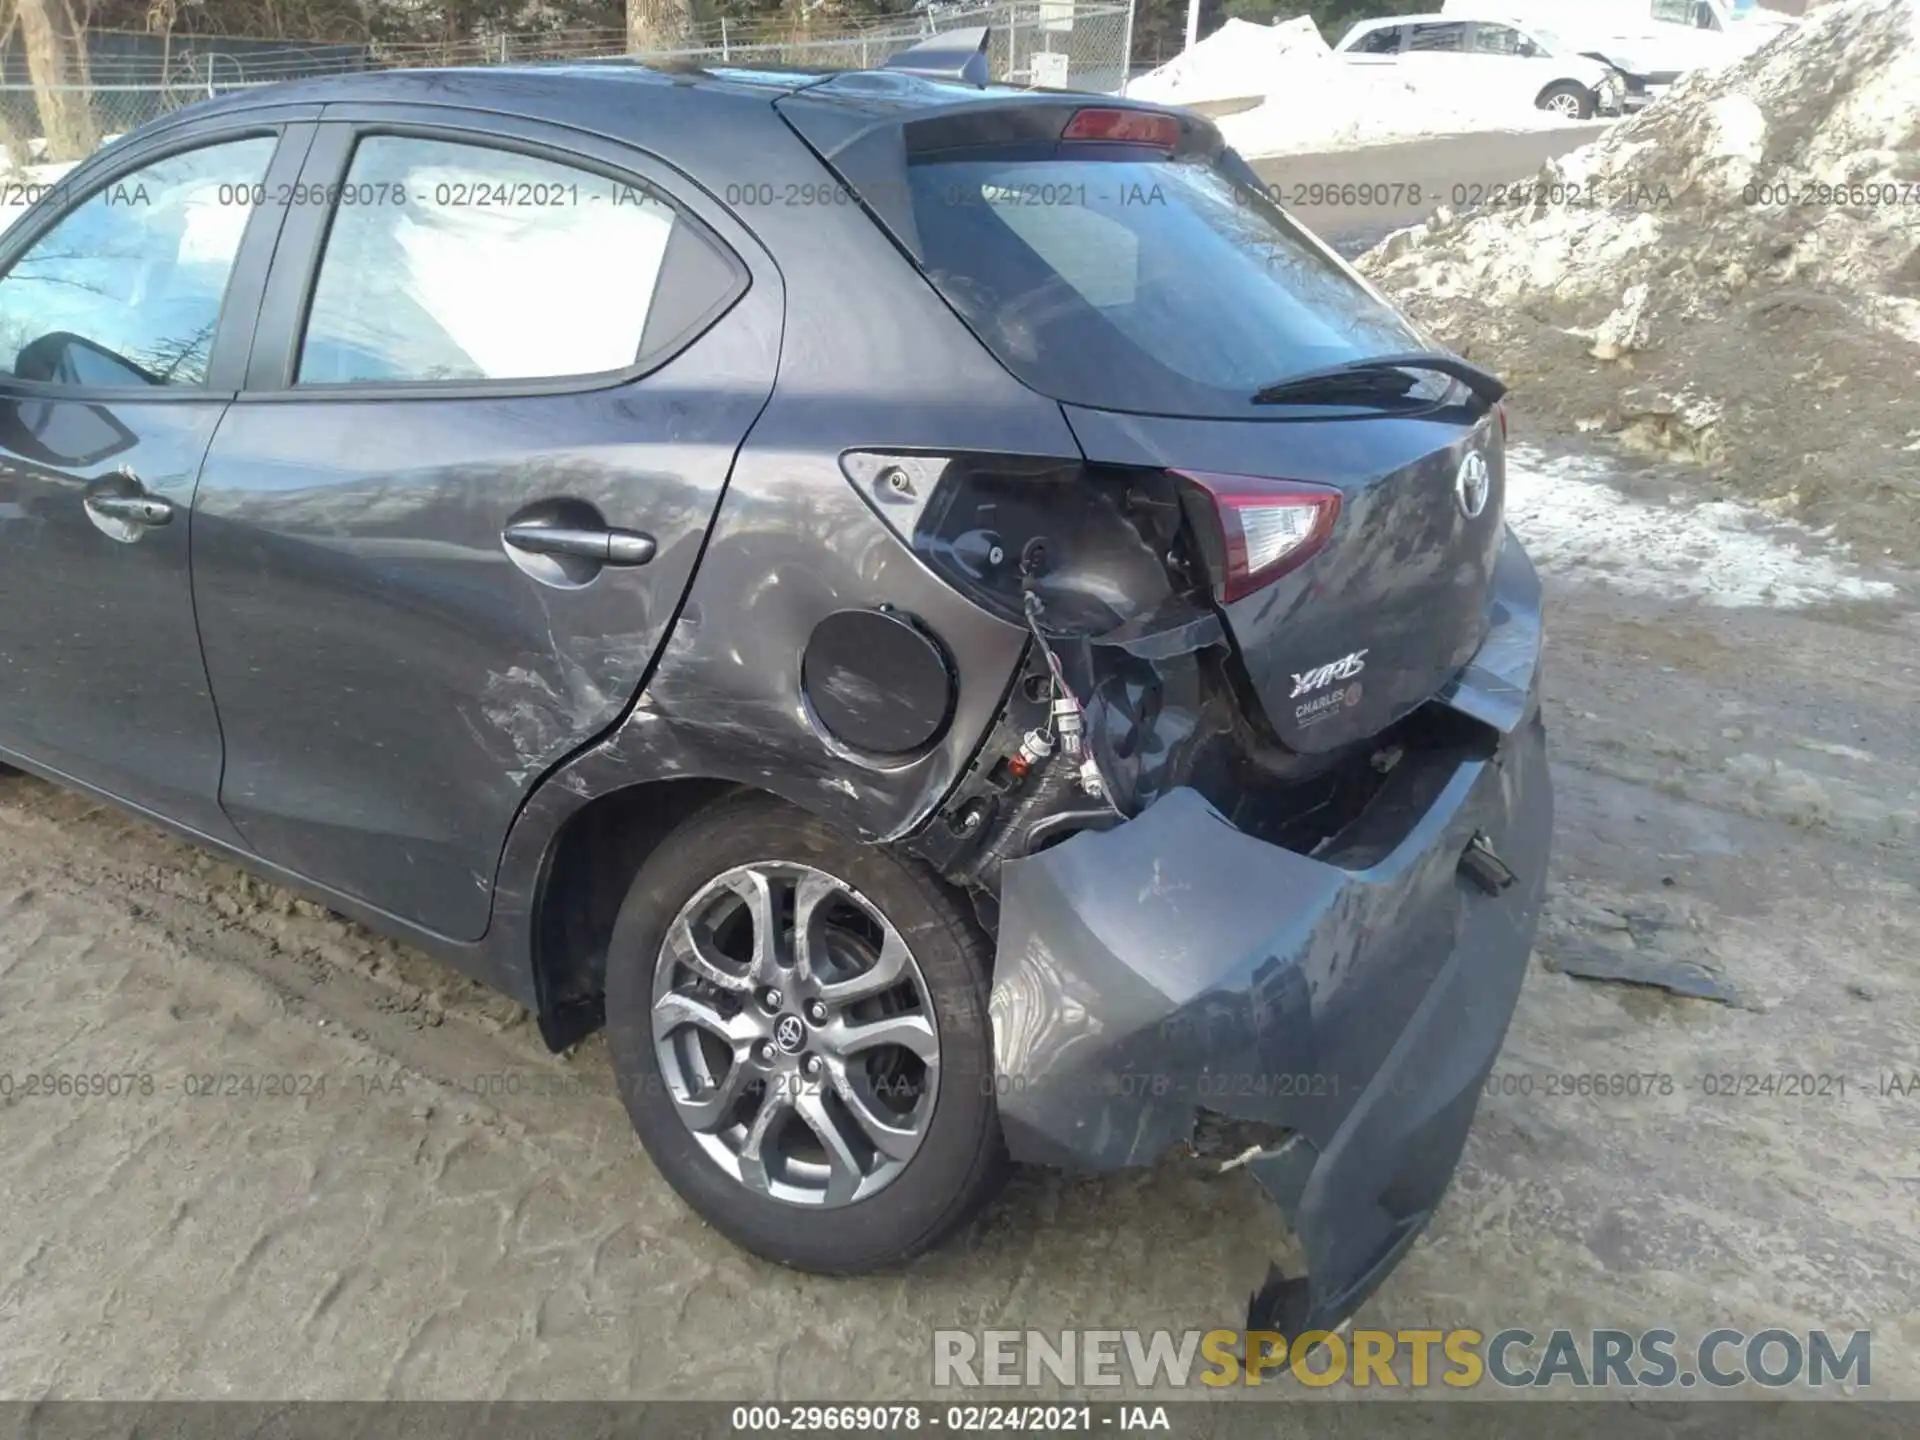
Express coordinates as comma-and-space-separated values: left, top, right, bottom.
510, 157, 1083, 844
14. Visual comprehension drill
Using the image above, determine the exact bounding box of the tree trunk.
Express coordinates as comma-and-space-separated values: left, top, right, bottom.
15, 0, 96, 163
627, 0, 694, 55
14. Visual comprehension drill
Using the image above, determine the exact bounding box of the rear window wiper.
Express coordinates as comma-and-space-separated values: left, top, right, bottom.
1250, 352, 1508, 408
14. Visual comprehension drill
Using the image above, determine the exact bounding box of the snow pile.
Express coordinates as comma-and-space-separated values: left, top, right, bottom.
1362, 0, 1920, 552
1126, 17, 1331, 108
1367, 2, 1920, 318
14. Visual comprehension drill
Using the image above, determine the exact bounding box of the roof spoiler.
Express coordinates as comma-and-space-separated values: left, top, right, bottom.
881, 26, 991, 87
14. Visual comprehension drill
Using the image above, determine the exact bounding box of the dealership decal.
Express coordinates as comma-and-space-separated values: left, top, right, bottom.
1295, 684, 1362, 727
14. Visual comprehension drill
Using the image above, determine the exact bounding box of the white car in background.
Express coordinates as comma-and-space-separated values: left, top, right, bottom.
1458, 0, 1797, 48
1333, 13, 1629, 119
1445, 0, 1797, 102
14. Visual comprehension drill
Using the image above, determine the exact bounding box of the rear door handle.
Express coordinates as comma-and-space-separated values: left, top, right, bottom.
502, 521, 655, 566
85, 493, 174, 527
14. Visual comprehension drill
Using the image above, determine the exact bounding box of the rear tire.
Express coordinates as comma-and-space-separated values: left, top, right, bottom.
605, 791, 1008, 1273
1538, 82, 1596, 119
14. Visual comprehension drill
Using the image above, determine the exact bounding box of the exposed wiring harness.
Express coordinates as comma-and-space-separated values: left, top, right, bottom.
1020, 589, 1121, 814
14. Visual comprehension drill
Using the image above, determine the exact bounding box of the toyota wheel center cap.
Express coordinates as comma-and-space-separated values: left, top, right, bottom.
774, 1014, 807, 1054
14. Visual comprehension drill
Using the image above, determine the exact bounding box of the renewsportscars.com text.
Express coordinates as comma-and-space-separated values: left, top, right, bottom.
932, 1327, 1871, 1390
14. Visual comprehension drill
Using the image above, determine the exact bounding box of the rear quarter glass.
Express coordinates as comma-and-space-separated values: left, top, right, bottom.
901, 151, 1432, 419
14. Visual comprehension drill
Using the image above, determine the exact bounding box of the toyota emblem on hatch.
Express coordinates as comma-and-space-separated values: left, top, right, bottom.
1455, 451, 1491, 519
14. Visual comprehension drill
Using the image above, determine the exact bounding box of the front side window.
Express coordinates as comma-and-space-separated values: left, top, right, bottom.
1472, 24, 1524, 55
296, 136, 684, 385
1353, 25, 1404, 54
0, 137, 277, 388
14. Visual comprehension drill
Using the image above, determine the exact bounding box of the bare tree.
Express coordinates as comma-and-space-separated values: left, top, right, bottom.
8, 0, 99, 161
626, 0, 691, 54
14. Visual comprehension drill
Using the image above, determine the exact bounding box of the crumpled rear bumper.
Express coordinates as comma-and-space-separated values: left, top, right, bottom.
988, 538, 1552, 1335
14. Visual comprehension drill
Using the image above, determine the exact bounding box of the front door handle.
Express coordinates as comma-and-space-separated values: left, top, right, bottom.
82, 470, 174, 543
502, 521, 656, 567
85, 493, 174, 527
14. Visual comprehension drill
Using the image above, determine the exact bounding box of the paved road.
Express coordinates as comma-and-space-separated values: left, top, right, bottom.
1251, 123, 1612, 255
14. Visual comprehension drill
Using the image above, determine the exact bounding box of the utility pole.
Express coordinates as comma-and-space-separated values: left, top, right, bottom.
1183, 0, 1200, 52
1118, 0, 1136, 93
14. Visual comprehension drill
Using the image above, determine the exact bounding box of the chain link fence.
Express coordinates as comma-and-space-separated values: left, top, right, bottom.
0, 0, 1131, 167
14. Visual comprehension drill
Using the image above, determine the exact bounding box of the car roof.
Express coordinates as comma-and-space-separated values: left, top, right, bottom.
108, 58, 1172, 196
128, 58, 1103, 193
1349, 11, 1559, 25
135, 61, 807, 125
128, 58, 1044, 138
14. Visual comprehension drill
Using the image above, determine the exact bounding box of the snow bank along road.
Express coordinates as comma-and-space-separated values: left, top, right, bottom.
0, 434, 1915, 1400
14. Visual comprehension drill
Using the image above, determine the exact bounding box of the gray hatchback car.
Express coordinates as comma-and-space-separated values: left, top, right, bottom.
0, 30, 1550, 1335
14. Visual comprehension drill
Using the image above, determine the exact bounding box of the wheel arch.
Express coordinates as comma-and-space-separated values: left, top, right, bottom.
530, 774, 748, 1049
522, 764, 996, 1053
1535, 78, 1596, 112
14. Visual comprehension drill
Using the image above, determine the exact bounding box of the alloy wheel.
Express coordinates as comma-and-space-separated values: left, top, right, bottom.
650, 862, 941, 1207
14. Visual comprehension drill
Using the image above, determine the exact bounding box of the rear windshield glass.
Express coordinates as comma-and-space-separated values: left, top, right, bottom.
906, 156, 1426, 417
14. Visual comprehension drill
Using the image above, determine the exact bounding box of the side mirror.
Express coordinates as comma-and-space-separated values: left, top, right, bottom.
14, 330, 163, 389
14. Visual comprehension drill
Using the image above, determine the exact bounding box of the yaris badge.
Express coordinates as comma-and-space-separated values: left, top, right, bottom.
1456, 451, 1491, 519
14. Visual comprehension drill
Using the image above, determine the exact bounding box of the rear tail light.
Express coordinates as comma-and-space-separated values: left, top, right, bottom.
1496, 401, 1508, 441
1171, 471, 1342, 604
1060, 107, 1181, 150
841, 451, 1334, 624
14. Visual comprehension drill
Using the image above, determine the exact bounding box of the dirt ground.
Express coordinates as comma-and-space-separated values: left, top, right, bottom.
0, 442, 1916, 1401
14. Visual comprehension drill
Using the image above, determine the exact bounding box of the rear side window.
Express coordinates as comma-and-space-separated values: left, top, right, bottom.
296, 136, 733, 385
1407, 22, 1469, 51
1350, 24, 1405, 54
904, 155, 1423, 418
